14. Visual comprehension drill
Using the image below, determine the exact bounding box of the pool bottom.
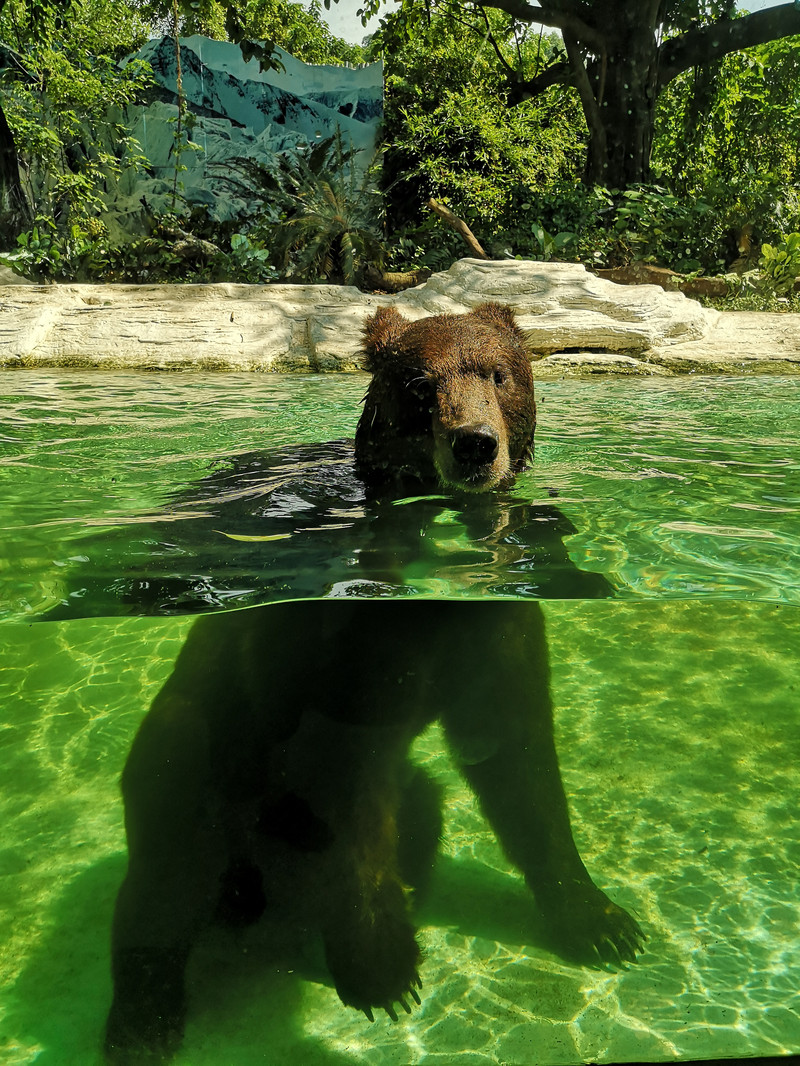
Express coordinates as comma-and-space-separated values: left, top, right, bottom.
1, 599, 798, 1065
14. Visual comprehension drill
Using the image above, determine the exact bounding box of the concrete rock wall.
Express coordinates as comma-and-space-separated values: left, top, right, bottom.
2, 259, 799, 375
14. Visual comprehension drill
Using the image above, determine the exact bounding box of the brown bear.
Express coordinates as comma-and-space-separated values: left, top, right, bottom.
355, 303, 536, 492
105, 305, 644, 1063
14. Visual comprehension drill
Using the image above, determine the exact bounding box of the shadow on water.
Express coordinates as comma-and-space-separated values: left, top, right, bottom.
6, 856, 122, 1066
5, 803, 577, 1066
6, 857, 360, 1066
41, 442, 612, 620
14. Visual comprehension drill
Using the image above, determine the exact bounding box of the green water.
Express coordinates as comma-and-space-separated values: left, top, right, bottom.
2, 603, 798, 1065
1, 372, 799, 1065
2, 372, 800, 615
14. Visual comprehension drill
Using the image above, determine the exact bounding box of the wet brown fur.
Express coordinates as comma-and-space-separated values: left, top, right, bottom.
355, 304, 536, 492
104, 306, 646, 1063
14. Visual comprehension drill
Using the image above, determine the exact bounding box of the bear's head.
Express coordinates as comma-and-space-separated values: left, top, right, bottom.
355, 303, 536, 493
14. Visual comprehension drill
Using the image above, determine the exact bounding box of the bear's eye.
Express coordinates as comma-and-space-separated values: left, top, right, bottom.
407, 375, 435, 402
492, 369, 507, 387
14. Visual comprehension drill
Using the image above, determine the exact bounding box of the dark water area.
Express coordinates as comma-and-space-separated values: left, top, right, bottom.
41, 440, 613, 619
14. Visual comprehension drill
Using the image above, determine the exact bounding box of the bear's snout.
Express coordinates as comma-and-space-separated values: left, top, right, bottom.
435, 411, 509, 490
450, 423, 500, 466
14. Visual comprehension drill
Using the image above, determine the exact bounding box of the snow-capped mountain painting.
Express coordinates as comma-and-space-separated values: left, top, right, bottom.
107, 36, 383, 232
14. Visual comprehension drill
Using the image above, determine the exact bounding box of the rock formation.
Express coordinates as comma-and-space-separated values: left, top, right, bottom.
6, 258, 799, 375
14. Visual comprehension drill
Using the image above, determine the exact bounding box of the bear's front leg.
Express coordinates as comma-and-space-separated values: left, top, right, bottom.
323, 866, 422, 1022
440, 602, 645, 967
105, 693, 224, 1063
459, 743, 645, 966
314, 742, 422, 1020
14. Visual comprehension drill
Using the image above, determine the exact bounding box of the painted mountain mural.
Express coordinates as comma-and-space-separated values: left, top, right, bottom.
106, 36, 383, 233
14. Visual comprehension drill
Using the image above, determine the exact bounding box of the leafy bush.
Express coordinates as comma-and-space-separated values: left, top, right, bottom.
759, 233, 800, 295
379, 9, 585, 233
386, 218, 466, 274
390, 82, 584, 230
0, 208, 283, 284
603, 186, 721, 272
248, 131, 385, 286
100, 215, 279, 283
0, 216, 109, 280
652, 34, 800, 258
389, 178, 788, 277
226, 233, 278, 283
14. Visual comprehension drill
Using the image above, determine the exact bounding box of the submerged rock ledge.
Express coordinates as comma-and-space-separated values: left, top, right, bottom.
2, 259, 799, 375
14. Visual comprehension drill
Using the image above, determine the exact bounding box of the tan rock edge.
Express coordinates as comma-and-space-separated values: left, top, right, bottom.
2, 259, 799, 375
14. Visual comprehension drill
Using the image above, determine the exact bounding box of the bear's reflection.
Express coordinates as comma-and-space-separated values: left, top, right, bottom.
105, 599, 645, 1063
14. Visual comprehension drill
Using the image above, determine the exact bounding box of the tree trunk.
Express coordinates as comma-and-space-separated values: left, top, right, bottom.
582, 21, 660, 187
0, 101, 29, 243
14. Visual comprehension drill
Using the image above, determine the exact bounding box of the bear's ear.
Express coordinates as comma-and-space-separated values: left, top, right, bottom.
362, 307, 412, 370
471, 302, 524, 340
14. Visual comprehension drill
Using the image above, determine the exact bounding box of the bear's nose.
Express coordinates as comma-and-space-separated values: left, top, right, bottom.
450, 424, 500, 465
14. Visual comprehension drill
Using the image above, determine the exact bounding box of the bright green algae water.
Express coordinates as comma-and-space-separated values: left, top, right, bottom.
2, 604, 799, 1065
1, 372, 799, 1065
2, 371, 800, 614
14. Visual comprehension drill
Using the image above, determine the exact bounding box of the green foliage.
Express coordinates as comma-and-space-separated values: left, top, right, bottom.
653, 35, 800, 247
251, 130, 385, 286
379, 15, 800, 278
379, 8, 585, 232
0, 214, 109, 279
388, 179, 755, 276
1, 0, 150, 58
102, 235, 199, 282
697, 282, 800, 313
759, 233, 800, 296
603, 185, 719, 272
392, 82, 584, 224
0, 206, 283, 283
528, 223, 577, 263
3, 0, 799, 289
178, 0, 368, 64
86, 215, 279, 283
0, 0, 153, 236
226, 232, 278, 282
386, 218, 465, 274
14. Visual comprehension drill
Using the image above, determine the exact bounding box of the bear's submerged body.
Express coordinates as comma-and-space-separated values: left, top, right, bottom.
105, 306, 645, 1062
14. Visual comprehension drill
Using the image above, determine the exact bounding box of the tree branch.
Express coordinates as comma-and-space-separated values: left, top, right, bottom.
475, 0, 605, 51
562, 30, 605, 157
658, 4, 800, 89
505, 59, 572, 104
428, 198, 489, 259
476, 3, 518, 77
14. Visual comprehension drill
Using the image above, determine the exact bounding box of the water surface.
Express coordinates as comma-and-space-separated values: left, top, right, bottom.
2, 372, 799, 617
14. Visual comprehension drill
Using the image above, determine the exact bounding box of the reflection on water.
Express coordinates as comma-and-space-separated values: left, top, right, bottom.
3, 373, 800, 619
1, 601, 798, 1065
41, 443, 612, 619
